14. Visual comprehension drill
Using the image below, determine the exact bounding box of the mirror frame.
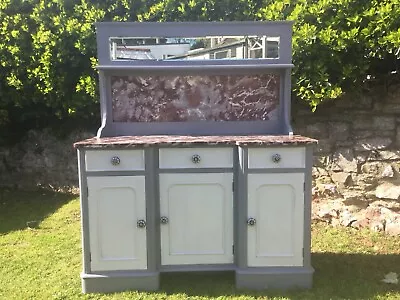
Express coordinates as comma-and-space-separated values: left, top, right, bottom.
95, 22, 293, 67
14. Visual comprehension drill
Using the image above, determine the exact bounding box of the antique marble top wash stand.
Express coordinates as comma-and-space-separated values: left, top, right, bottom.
74, 21, 317, 293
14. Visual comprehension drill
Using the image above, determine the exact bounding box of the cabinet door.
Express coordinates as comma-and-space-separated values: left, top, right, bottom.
87, 176, 147, 271
247, 173, 304, 267
160, 173, 233, 265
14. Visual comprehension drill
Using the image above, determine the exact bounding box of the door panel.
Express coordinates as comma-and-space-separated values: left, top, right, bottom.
87, 176, 147, 271
247, 173, 304, 267
160, 173, 233, 265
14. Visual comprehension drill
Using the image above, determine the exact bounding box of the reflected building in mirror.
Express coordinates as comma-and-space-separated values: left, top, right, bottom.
110, 36, 280, 61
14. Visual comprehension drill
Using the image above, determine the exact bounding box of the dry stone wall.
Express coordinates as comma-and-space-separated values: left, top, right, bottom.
0, 84, 399, 235
293, 84, 400, 236
0, 129, 93, 193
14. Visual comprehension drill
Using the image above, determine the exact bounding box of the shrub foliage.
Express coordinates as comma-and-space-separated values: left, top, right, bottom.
0, 0, 399, 141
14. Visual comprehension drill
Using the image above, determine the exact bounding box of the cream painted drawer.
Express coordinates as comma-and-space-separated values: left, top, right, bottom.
159, 147, 233, 169
248, 147, 305, 169
85, 150, 145, 171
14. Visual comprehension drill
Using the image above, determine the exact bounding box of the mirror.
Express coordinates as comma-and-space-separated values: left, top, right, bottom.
109, 36, 280, 61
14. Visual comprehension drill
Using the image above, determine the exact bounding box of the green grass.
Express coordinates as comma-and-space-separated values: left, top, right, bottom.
0, 189, 399, 300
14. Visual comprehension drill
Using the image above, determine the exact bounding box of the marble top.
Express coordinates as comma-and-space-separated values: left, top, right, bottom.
74, 135, 317, 149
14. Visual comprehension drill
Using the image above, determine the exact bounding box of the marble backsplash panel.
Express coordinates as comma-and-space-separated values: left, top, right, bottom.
111, 74, 280, 122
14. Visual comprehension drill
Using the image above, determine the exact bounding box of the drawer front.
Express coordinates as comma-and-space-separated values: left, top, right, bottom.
159, 147, 233, 169
248, 147, 305, 169
85, 150, 145, 172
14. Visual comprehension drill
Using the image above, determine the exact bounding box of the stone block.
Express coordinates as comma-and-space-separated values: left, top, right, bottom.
373, 116, 396, 130
385, 221, 400, 236
335, 140, 355, 147
331, 148, 358, 172
355, 151, 369, 163
314, 139, 332, 154
361, 162, 392, 177
354, 137, 392, 151
331, 172, 353, 186
328, 122, 350, 141
370, 221, 386, 232
381, 165, 394, 178
375, 182, 400, 200
395, 128, 400, 146
305, 123, 328, 138
353, 116, 374, 130
342, 194, 369, 208
367, 150, 400, 161
353, 131, 373, 140
382, 103, 400, 114
336, 94, 373, 109
387, 84, 400, 101
312, 167, 329, 177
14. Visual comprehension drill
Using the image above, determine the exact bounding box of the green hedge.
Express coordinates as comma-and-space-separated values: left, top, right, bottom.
1, 0, 399, 142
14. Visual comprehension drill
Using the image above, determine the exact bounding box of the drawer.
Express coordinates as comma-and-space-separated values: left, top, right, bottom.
159, 147, 233, 169
248, 147, 305, 169
85, 150, 145, 172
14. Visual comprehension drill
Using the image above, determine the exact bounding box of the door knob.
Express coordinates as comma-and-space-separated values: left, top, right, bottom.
160, 216, 169, 224
247, 218, 256, 226
137, 219, 146, 228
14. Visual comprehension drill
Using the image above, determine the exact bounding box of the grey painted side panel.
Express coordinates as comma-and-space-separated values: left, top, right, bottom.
283, 68, 293, 135
153, 149, 162, 269
236, 147, 248, 269
81, 272, 159, 293
236, 267, 313, 290
96, 71, 112, 138
303, 145, 314, 268
78, 149, 91, 274
145, 148, 157, 272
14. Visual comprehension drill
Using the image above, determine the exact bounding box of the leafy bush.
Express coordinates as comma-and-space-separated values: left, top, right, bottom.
0, 0, 399, 143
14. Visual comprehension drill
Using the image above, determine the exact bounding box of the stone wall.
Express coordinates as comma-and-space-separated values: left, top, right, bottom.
0, 83, 399, 235
0, 130, 93, 193
293, 84, 400, 235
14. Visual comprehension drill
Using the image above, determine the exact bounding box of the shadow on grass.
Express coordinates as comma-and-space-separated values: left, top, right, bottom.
160, 252, 400, 299
0, 188, 77, 234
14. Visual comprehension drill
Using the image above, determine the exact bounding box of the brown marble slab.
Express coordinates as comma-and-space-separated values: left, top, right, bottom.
112, 74, 279, 122
74, 135, 317, 149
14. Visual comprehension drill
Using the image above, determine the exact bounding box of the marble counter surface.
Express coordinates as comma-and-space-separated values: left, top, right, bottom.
74, 135, 317, 149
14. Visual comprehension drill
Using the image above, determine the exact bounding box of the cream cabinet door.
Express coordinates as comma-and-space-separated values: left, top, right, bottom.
247, 173, 304, 267
159, 173, 234, 265
87, 176, 147, 271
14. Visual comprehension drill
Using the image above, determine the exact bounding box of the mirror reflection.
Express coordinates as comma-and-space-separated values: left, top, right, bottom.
110, 36, 280, 61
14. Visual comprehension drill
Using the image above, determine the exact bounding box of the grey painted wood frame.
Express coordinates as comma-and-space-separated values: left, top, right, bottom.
95, 21, 293, 66
78, 144, 314, 292
96, 67, 291, 137
95, 21, 295, 137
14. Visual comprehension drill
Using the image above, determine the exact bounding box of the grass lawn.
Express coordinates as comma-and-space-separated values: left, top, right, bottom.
0, 189, 399, 300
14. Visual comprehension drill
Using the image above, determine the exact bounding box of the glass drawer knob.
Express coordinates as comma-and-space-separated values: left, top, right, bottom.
111, 156, 121, 166
137, 219, 146, 228
247, 218, 256, 226
191, 154, 201, 164
272, 154, 281, 163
